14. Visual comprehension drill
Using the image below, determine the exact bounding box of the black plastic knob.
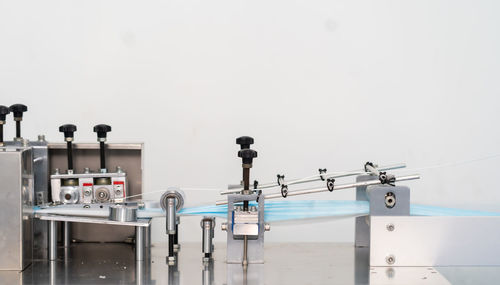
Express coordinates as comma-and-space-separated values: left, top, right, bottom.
236, 136, 254, 149
59, 124, 77, 139
0, 105, 9, 121
93, 124, 112, 139
9, 104, 27, 119
238, 149, 258, 164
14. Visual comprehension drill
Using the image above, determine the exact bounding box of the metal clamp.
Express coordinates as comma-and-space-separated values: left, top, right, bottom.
379, 172, 396, 186
327, 178, 335, 192
281, 185, 288, 198
276, 174, 285, 186
318, 168, 327, 181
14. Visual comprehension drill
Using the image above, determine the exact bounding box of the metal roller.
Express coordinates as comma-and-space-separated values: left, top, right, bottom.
109, 204, 138, 222
160, 188, 185, 212
160, 188, 185, 264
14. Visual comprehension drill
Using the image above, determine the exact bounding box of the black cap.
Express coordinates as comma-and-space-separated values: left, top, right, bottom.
9, 104, 27, 118
0, 105, 10, 121
59, 124, 77, 139
236, 136, 254, 149
93, 124, 112, 138
238, 149, 258, 164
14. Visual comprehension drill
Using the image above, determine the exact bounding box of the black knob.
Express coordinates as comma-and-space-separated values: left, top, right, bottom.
59, 124, 77, 140
0, 105, 9, 121
93, 124, 112, 140
9, 104, 27, 119
236, 136, 254, 149
238, 149, 258, 164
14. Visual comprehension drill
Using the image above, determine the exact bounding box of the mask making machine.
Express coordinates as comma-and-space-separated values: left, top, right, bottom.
2, 103, 500, 284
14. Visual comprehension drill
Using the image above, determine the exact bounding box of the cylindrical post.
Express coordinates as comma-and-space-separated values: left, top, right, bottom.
145, 226, 151, 248
99, 141, 106, 170
63, 221, 71, 248
15, 120, 21, 138
49, 220, 57, 261
0, 124, 3, 146
201, 217, 214, 260
135, 260, 144, 285
167, 197, 177, 258
94, 124, 111, 171
166, 197, 177, 234
66, 141, 73, 171
136, 226, 144, 261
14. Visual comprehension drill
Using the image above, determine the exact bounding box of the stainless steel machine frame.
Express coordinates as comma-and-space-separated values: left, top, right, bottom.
0, 147, 34, 271
38, 214, 151, 261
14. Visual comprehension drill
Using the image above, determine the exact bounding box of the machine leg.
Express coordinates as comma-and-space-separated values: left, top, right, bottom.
49, 220, 57, 261
136, 226, 144, 261
63, 221, 71, 248
144, 226, 151, 248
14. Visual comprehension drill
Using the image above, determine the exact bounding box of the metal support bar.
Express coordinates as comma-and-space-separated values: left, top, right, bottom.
63, 221, 71, 248
49, 220, 57, 261
216, 174, 420, 205
145, 225, 151, 248
136, 226, 144, 261
220, 163, 406, 195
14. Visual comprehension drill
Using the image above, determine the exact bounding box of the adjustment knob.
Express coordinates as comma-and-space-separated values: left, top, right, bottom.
0, 105, 10, 122
238, 149, 258, 164
9, 104, 27, 119
93, 124, 112, 141
59, 124, 77, 141
236, 136, 254, 150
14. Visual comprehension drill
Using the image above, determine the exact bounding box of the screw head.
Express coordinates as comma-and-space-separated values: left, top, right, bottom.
386, 255, 395, 265
386, 223, 395, 231
221, 222, 227, 231
264, 223, 271, 231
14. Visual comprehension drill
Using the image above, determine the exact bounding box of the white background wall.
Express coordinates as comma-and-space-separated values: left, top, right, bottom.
1, 0, 499, 244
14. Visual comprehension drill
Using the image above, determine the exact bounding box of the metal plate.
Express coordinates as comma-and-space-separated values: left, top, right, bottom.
0, 148, 34, 271
370, 216, 500, 266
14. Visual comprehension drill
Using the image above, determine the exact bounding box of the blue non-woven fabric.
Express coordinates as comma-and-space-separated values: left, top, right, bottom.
177, 200, 500, 222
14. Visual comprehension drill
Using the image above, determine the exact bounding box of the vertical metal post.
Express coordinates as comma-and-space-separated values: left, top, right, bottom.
49, 220, 57, 261
136, 226, 144, 261
167, 197, 177, 260
202, 217, 215, 261
144, 225, 151, 248
63, 221, 71, 248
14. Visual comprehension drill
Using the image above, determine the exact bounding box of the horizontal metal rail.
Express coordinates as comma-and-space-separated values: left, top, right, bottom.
216, 174, 420, 205
220, 163, 406, 195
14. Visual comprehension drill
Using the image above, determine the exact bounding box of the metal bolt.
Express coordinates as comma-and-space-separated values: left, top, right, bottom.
264, 223, 271, 231
250, 206, 257, 212
386, 255, 395, 265
38, 135, 46, 142
54, 168, 60, 175
84, 167, 90, 174
221, 223, 227, 231
116, 166, 123, 173
386, 223, 395, 232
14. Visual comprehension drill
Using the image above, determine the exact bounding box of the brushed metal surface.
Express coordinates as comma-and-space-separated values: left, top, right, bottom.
370, 216, 500, 266
0, 148, 34, 271
2, 243, 491, 284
